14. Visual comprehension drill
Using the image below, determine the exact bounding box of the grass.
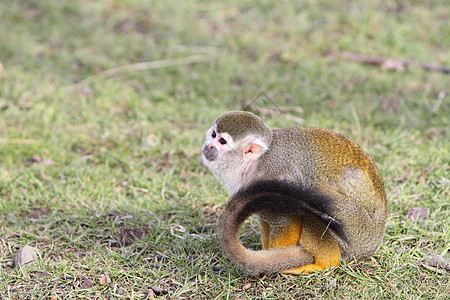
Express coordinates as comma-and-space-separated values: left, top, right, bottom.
0, 0, 449, 298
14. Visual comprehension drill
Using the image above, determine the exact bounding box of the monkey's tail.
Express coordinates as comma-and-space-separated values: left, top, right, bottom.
218, 179, 347, 276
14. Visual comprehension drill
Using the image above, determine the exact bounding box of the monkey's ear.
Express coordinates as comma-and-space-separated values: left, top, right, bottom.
244, 139, 267, 161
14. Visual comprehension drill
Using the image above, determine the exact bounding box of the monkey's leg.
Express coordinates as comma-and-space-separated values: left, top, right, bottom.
260, 219, 271, 250
260, 216, 303, 250
282, 221, 340, 274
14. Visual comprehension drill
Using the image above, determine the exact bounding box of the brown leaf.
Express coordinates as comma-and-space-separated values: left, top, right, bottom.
421, 254, 450, 271
395, 171, 414, 182
405, 207, 430, 221
212, 265, 224, 272
34, 271, 51, 277
31, 155, 42, 163
108, 211, 122, 219
190, 226, 210, 234
383, 97, 399, 113
29, 207, 51, 219
14, 246, 38, 267
98, 274, 111, 285
43, 158, 55, 166
30, 155, 55, 166
418, 176, 427, 185
40, 171, 52, 181
151, 286, 168, 296
145, 133, 160, 148
79, 277, 94, 289
242, 282, 252, 290
117, 227, 147, 246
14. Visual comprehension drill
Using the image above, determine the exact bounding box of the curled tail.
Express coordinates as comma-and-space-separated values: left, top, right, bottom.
218, 180, 347, 275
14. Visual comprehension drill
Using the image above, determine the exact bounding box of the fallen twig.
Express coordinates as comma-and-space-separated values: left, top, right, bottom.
253, 106, 304, 124
335, 52, 450, 74
71, 54, 216, 87
243, 91, 305, 124
0, 138, 37, 145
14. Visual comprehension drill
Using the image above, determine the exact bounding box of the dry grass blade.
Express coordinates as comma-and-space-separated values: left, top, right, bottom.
253, 106, 304, 124
73, 54, 216, 87
334, 52, 450, 74
0, 138, 37, 145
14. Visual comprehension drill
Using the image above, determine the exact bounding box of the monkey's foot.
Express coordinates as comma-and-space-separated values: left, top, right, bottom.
282, 262, 338, 274
284, 237, 341, 274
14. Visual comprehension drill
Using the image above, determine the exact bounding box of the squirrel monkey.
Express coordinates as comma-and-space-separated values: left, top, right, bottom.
202, 111, 387, 275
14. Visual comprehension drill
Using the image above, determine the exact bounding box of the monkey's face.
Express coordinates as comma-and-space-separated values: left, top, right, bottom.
202, 124, 269, 194
202, 125, 235, 166
202, 124, 249, 194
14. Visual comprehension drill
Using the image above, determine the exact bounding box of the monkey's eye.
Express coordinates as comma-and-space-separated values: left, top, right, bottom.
219, 138, 227, 145
212, 131, 216, 138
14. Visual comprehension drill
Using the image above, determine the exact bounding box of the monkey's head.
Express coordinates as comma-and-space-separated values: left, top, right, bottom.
202, 111, 273, 194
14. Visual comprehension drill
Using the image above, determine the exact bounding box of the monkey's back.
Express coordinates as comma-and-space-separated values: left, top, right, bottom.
261, 126, 385, 200
258, 126, 387, 258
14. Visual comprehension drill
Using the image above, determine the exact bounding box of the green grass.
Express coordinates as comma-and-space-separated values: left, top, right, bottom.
1, 0, 449, 298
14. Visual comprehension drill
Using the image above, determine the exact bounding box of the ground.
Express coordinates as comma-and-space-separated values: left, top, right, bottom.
0, 0, 449, 298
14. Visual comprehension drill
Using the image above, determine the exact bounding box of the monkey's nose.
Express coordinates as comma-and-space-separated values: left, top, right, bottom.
203, 145, 218, 161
